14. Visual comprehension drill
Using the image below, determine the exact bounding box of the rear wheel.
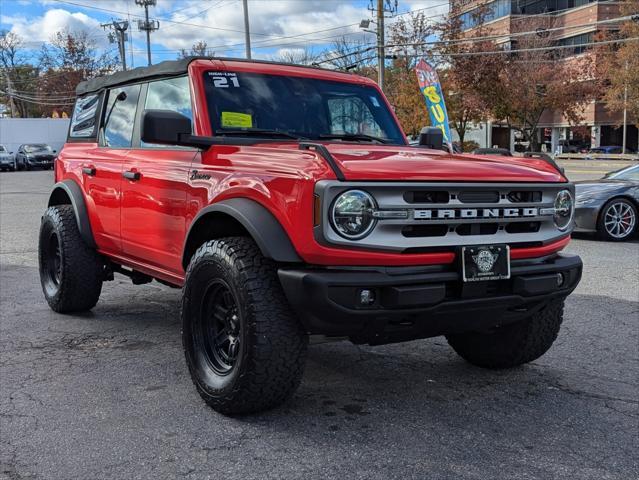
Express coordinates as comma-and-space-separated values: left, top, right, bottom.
182, 237, 308, 415
38, 205, 104, 312
446, 299, 564, 369
597, 198, 637, 241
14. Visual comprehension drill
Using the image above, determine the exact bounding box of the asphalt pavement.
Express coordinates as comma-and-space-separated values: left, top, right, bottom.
1, 169, 637, 480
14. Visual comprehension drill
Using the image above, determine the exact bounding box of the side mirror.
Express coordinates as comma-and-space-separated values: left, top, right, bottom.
9, 152, 13, 154
141, 109, 193, 146
53, 150, 57, 153
418, 127, 443, 150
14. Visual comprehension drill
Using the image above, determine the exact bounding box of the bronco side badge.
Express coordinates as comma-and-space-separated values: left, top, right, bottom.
190, 170, 211, 181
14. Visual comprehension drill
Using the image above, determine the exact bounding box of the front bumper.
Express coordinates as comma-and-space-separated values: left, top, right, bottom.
26, 159, 54, 169
574, 205, 600, 232
278, 253, 582, 345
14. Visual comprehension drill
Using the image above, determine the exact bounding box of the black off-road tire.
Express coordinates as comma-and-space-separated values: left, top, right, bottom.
38, 205, 103, 313
446, 299, 565, 369
182, 237, 308, 415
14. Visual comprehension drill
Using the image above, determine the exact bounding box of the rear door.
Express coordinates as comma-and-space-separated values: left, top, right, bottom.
120, 76, 197, 276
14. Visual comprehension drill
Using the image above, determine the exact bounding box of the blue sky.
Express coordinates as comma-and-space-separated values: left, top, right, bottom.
0, 0, 449, 67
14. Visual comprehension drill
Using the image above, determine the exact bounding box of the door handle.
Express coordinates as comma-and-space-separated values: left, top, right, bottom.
82, 166, 96, 176
123, 170, 141, 181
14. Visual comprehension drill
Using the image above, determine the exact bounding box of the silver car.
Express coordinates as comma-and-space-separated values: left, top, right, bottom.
574, 164, 639, 241
0, 145, 15, 172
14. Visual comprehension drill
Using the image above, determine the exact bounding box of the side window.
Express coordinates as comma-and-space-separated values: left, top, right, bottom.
69, 93, 101, 138
142, 76, 192, 148
102, 84, 141, 148
327, 96, 384, 138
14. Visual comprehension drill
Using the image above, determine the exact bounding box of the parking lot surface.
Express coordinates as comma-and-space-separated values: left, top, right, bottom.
1, 170, 638, 480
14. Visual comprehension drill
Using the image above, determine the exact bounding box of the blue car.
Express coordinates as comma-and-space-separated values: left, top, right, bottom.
590, 146, 636, 155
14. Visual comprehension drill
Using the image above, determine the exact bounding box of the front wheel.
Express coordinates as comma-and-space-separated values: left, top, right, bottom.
182, 237, 308, 415
38, 205, 104, 312
446, 299, 564, 369
597, 198, 637, 241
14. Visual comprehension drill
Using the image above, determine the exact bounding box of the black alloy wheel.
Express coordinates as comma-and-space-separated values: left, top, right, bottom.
198, 280, 242, 375
42, 231, 62, 295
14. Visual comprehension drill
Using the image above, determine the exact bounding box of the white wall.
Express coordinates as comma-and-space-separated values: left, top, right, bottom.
0, 118, 70, 154
451, 123, 491, 149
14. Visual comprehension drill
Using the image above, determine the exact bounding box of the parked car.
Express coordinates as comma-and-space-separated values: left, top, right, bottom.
558, 139, 589, 154
15, 144, 56, 170
38, 57, 582, 414
0, 145, 15, 171
589, 146, 636, 155
575, 164, 639, 241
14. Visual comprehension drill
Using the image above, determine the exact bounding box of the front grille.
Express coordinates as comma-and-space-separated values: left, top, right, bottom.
316, 181, 571, 252
457, 190, 499, 203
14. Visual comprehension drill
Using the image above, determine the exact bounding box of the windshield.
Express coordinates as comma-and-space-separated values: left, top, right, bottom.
203, 71, 405, 145
0, 146, 5, 152
607, 165, 639, 181
24, 144, 52, 153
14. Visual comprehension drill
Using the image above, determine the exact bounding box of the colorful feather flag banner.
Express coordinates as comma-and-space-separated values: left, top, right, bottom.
415, 59, 452, 147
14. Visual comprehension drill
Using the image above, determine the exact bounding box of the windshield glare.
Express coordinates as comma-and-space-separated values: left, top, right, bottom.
204, 71, 405, 145
607, 165, 639, 181
24, 144, 52, 153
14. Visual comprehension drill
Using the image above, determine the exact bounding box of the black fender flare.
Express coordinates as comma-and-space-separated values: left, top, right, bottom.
47, 180, 97, 249
183, 198, 302, 267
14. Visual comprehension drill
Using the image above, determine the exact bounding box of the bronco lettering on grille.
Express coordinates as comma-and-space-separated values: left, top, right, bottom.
413, 208, 539, 220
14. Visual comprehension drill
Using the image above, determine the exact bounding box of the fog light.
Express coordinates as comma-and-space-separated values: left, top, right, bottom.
359, 289, 375, 306
556, 272, 565, 287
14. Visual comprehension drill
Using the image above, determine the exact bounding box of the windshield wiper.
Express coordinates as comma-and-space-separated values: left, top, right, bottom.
215, 129, 306, 140
318, 133, 390, 144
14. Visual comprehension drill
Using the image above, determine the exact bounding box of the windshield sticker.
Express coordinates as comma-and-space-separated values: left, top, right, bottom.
370, 96, 380, 107
208, 71, 240, 88
221, 112, 253, 128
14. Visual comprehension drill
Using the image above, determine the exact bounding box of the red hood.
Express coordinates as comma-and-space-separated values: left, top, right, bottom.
322, 144, 565, 183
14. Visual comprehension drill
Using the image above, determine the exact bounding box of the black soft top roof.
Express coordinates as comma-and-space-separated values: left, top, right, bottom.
75, 56, 344, 96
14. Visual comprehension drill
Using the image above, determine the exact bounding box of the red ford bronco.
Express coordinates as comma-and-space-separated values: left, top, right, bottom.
39, 57, 582, 414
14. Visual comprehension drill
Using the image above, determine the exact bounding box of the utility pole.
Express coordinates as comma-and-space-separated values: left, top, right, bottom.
622, 60, 628, 155
367, 0, 397, 92
135, 0, 159, 66
377, 0, 385, 91
102, 20, 129, 71
242, 0, 251, 59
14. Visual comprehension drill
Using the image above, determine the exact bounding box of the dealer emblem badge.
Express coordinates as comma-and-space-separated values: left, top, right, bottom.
472, 249, 499, 273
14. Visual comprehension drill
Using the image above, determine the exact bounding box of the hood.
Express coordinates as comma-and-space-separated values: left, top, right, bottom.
321, 144, 565, 183
575, 179, 632, 196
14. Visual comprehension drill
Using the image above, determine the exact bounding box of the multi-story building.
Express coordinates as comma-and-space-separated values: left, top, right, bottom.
450, 0, 637, 153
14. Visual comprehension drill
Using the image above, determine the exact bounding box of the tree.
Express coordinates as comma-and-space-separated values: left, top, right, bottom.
437, 9, 598, 151
276, 47, 320, 66
178, 41, 215, 59
319, 36, 375, 73
38, 29, 117, 116
0, 31, 41, 117
383, 12, 436, 137
434, 8, 504, 148
486, 17, 597, 150
600, 0, 639, 128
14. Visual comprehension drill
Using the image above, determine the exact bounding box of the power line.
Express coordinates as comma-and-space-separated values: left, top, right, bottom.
313, 14, 635, 65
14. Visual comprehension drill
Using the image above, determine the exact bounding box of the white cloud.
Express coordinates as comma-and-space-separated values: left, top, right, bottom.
2, 1, 451, 61
6, 8, 105, 46
152, 0, 371, 56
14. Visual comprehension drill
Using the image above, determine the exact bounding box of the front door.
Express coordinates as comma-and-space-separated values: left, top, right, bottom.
120, 76, 197, 276
83, 84, 142, 254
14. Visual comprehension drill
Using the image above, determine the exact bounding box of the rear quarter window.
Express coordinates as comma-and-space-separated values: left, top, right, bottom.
69, 93, 102, 138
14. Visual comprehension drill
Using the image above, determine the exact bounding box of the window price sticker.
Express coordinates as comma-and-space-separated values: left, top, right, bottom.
208, 71, 240, 88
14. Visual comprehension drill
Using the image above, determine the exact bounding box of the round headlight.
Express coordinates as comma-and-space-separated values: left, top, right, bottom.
554, 189, 574, 230
330, 190, 377, 239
